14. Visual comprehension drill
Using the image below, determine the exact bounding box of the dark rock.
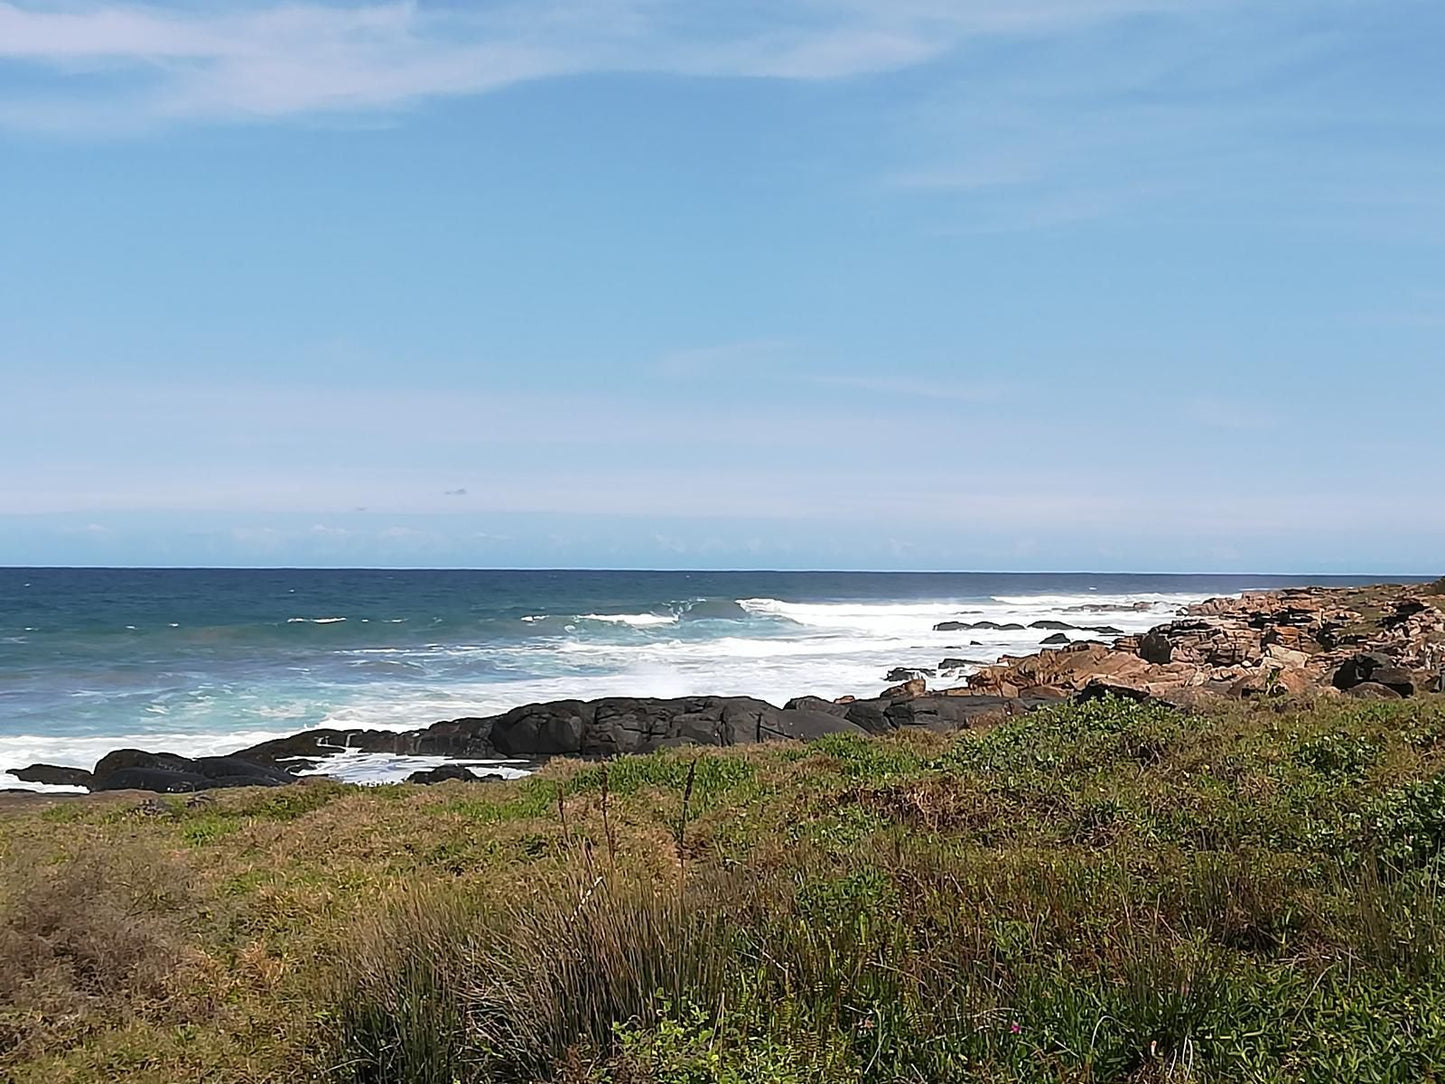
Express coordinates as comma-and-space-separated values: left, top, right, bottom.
932, 620, 1025, 632
1040, 633, 1071, 645
1368, 668, 1416, 698
783, 696, 850, 717
764, 709, 867, 741
883, 695, 1034, 732
1329, 659, 1398, 690
843, 698, 893, 734
1076, 681, 1153, 704
938, 657, 990, 670
481, 695, 866, 757
405, 764, 504, 785
885, 667, 936, 682
1138, 630, 1173, 665
1086, 625, 1125, 636
490, 700, 590, 755
1030, 620, 1077, 630
93, 767, 210, 793
237, 728, 418, 765
91, 749, 293, 793
12, 764, 94, 788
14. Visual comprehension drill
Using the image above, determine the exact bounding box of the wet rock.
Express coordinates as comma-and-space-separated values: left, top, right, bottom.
885, 667, 936, 682
1040, 633, 1071, 645
11, 764, 94, 788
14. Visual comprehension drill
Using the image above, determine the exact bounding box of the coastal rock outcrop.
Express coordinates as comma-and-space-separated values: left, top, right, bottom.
955, 581, 1445, 706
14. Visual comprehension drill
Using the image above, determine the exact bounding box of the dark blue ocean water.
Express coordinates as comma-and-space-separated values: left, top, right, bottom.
0, 568, 1402, 783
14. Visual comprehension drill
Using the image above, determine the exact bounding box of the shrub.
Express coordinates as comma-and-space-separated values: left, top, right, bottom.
0, 838, 196, 1062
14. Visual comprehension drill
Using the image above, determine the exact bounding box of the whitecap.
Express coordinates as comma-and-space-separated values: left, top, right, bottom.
578, 612, 680, 628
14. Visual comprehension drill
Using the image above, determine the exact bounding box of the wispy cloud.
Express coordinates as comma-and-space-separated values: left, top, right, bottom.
0, 0, 1210, 131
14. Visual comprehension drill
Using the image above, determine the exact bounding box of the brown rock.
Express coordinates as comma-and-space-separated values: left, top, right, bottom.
1346, 682, 1404, 700
882, 677, 927, 700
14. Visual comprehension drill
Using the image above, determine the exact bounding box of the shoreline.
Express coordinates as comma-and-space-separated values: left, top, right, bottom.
7, 577, 1442, 801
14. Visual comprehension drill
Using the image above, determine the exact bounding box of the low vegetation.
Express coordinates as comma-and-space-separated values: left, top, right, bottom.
5, 694, 1445, 1081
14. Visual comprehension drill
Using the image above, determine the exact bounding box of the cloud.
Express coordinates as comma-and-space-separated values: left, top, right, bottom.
443, 488, 468, 497
0, 0, 1211, 130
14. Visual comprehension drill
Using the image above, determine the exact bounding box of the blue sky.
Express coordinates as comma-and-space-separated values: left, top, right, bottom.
1, 0, 1442, 572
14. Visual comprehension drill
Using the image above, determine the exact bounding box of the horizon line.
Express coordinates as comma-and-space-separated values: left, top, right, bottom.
2, 565, 1438, 579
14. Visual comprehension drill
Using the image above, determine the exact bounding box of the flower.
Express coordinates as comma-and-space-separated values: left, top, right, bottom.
1009, 1021, 1022, 1035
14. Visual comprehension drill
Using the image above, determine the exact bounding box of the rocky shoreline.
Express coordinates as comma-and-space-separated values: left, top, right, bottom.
11, 579, 1443, 795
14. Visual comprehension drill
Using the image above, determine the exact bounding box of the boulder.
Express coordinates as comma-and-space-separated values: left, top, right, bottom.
90, 750, 294, 792
1040, 633, 1071, 645
11, 764, 94, 788
933, 621, 970, 632
764, 708, 868, 741
882, 677, 927, 700
1369, 667, 1416, 698
1138, 631, 1173, 665
1331, 653, 1413, 695
1030, 620, 1077, 630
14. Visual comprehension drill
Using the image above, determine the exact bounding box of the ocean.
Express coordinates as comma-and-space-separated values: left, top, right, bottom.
0, 568, 1397, 790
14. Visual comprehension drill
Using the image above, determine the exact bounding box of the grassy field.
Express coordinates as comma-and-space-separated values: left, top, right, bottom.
5, 693, 1445, 1082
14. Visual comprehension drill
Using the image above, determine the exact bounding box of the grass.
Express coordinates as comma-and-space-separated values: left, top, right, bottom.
4, 694, 1445, 1080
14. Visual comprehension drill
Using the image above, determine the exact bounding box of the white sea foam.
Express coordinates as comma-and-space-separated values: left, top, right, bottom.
578, 612, 680, 627
287, 616, 348, 624
296, 752, 534, 786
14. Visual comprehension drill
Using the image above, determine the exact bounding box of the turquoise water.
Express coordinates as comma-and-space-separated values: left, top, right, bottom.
0, 568, 1398, 782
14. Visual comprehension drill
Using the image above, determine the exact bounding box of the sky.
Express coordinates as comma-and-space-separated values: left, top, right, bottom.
1, 0, 1442, 573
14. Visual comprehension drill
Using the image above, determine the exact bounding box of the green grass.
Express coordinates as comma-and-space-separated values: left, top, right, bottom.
6, 694, 1445, 1081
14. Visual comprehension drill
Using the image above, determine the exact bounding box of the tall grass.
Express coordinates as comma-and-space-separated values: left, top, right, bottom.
332, 840, 1325, 1082
338, 869, 737, 1083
